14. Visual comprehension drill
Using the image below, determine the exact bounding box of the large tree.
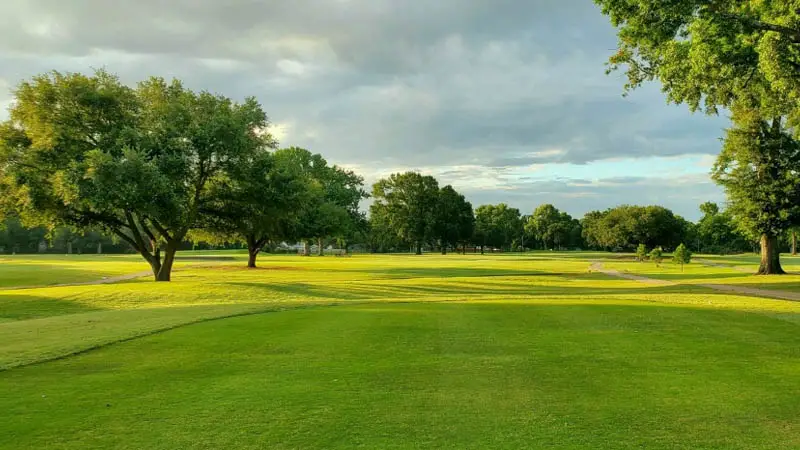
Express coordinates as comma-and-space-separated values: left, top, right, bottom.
713, 110, 800, 273
0, 70, 270, 280
371, 172, 440, 255
433, 185, 474, 255
595, 0, 800, 273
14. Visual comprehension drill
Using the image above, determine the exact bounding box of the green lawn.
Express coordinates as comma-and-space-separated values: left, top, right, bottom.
1, 252, 799, 448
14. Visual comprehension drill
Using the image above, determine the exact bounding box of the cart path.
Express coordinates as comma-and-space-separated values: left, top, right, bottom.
589, 262, 800, 302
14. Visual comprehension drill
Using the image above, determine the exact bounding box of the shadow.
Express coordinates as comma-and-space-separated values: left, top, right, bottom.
0, 293, 104, 320
174, 256, 237, 261
636, 272, 750, 281
329, 267, 571, 279
224, 280, 703, 302
733, 282, 800, 293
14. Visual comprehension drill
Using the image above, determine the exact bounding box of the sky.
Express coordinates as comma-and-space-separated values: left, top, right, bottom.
0, 0, 729, 221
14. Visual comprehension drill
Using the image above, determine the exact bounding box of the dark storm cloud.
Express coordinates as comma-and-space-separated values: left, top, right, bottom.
0, 0, 726, 216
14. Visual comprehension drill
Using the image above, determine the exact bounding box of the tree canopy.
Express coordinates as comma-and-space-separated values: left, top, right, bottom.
474, 203, 522, 252
273, 147, 368, 256
0, 70, 273, 280
371, 172, 440, 255
581, 205, 690, 251
433, 185, 474, 254
525, 204, 580, 250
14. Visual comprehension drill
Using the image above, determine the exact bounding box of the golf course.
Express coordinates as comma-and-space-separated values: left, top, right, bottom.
1, 252, 799, 449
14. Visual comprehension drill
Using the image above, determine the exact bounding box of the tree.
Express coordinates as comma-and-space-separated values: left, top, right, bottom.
695, 202, 751, 255
596, 1, 800, 273
580, 205, 689, 251
526, 204, 575, 250
595, 0, 800, 118
473, 204, 522, 253
649, 247, 663, 267
198, 151, 307, 268
713, 111, 800, 274
433, 185, 474, 255
0, 70, 271, 280
371, 172, 440, 255
673, 243, 692, 272
635, 243, 648, 262
273, 147, 368, 257
367, 206, 407, 253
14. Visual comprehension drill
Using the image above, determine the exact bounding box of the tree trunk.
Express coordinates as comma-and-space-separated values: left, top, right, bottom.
757, 234, 786, 275
155, 244, 178, 281
792, 231, 797, 256
441, 244, 447, 255
147, 254, 162, 280
480, 245, 484, 255
303, 241, 310, 256
67, 241, 72, 254
318, 238, 324, 256
415, 242, 422, 255
247, 250, 258, 268
97, 242, 102, 254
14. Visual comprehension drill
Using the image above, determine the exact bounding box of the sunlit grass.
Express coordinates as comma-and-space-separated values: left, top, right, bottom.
1, 252, 800, 447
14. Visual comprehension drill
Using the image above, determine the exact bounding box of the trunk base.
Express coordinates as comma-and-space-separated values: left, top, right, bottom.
757, 234, 786, 275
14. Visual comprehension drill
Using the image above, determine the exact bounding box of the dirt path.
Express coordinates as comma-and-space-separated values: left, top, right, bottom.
589, 262, 675, 286
590, 262, 800, 302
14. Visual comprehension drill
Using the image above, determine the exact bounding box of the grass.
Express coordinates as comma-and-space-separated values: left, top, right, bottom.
1, 251, 800, 448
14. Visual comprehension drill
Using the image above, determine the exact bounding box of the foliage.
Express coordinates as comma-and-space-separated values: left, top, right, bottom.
596, 0, 800, 273
648, 247, 663, 266
473, 203, 522, 251
525, 204, 580, 250
371, 172, 440, 254
713, 113, 800, 240
0, 70, 272, 280
695, 202, 752, 254
198, 150, 308, 267
595, 0, 800, 121
433, 185, 474, 253
635, 243, 648, 262
581, 205, 690, 251
274, 147, 368, 255
673, 243, 692, 271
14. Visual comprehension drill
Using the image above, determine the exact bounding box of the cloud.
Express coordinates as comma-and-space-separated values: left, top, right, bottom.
0, 0, 727, 218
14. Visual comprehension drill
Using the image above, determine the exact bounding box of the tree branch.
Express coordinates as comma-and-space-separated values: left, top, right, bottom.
125, 211, 150, 253
718, 12, 800, 43
109, 227, 140, 251
148, 217, 174, 242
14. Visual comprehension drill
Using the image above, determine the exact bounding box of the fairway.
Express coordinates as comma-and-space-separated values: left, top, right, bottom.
1, 253, 800, 449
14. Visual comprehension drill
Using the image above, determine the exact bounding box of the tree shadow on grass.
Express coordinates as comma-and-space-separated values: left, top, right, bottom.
328, 267, 577, 279
634, 272, 750, 281
0, 294, 104, 320
225, 281, 702, 302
